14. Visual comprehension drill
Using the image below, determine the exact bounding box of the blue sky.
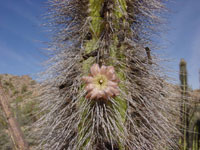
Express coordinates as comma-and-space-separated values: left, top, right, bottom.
0, 0, 200, 89
164, 0, 200, 89
0, 0, 47, 77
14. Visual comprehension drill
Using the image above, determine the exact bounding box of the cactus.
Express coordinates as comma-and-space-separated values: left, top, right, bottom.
35, 0, 180, 149
192, 122, 200, 150
179, 59, 189, 150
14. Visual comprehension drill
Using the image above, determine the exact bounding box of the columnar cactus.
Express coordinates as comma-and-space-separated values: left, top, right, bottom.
179, 59, 189, 150
36, 0, 180, 149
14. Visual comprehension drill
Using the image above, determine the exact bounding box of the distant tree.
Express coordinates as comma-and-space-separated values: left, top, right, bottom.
0, 81, 29, 150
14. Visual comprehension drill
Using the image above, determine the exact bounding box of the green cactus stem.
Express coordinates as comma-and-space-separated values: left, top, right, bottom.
79, 0, 128, 149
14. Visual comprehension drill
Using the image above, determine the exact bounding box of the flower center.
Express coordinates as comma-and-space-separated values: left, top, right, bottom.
99, 79, 103, 85
93, 75, 108, 90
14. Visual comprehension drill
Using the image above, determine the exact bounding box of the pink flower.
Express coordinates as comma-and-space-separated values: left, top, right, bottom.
82, 64, 120, 100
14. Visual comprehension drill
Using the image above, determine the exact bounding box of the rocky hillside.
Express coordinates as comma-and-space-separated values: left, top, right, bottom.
0, 74, 38, 99
0, 74, 39, 150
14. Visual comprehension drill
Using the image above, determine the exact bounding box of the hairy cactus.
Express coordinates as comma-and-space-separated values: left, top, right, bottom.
35, 0, 180, 149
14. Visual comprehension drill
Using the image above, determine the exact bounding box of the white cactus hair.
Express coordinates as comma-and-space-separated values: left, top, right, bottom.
35, 0, 180, 149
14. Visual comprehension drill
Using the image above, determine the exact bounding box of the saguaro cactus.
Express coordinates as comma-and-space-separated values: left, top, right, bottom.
36, 0, 180, 149
179, 59, 189, 150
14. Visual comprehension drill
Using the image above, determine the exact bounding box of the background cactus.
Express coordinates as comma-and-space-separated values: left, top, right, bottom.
179, 59, 189, 150
192, 120, 200, 150
35, 0, 180, 149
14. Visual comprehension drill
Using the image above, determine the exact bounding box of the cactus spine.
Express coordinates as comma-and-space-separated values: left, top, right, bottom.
179, 59, 189, 150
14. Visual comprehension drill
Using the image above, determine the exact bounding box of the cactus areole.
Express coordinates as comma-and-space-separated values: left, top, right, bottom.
82, 64, 120, 100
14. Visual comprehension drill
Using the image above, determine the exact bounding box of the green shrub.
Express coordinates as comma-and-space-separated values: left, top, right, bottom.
13, 90, 19, 96
21, 85, 27, 94
15, 96, 23, 103
4, 81, 14, 91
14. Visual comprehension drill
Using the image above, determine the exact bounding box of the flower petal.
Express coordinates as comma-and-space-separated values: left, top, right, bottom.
82, 76, 93, 83
104, 87, 114, 97
86, 91, 92, 99
109, 86, 120, 96
85, 84, 95, 92
102, 90, 108, 99
90, 88, 99, 99
97, 90, 105, 99
107, 81, 118, 88
90, 64, 100, 76
106, 66, 117, 81
100, 65, 107, 75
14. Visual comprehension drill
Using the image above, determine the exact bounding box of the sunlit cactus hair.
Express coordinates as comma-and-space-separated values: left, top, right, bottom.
35, 0, 180, 149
